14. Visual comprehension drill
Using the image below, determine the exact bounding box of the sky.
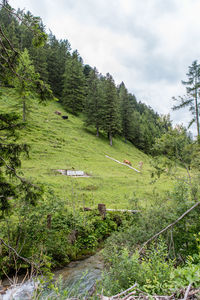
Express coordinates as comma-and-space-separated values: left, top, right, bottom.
9, 0, 200, 137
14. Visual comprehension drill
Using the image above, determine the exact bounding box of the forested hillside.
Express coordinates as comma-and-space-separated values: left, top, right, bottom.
0, 2, 174, 151
1, 2, 200, 299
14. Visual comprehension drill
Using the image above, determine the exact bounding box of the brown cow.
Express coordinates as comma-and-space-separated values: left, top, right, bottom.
123, 159, 132, 166
54, 110, 62, 115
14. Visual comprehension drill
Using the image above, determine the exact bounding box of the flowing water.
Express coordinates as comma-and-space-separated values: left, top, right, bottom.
1, 253, 104, 300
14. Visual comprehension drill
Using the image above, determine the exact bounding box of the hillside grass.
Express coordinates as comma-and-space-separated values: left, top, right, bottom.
1, 87, 180, 209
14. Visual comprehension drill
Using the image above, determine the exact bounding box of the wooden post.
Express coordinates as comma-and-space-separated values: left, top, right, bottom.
47, 214, 52, 229
98, 203, 106, 219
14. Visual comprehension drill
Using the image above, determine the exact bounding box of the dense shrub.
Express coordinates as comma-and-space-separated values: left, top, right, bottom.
99, 180, 200, 296
0, 193, 129, 278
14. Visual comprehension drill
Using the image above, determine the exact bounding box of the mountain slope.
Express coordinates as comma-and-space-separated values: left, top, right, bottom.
1, 87, 175, 209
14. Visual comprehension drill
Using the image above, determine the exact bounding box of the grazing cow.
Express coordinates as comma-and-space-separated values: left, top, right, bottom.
62, 115, 68, 120
138, 161, 143, 169
123, 159, 132, 166
55, 110, 62, 115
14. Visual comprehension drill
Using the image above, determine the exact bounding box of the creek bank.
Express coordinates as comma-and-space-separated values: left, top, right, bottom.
1, 210, 134, 298
1, 252, 104, 300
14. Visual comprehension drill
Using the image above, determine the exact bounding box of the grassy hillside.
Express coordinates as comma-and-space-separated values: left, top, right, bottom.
1, 88, 176, 209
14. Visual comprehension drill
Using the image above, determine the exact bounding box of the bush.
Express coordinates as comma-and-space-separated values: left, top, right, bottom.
99, 241, 174, 296
0, 194, 126, 278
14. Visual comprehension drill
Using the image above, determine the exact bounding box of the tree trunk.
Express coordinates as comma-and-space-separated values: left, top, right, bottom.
96, 126, 99, 137
23, 99, 26, 122
109, 132, 112, 146
194, 75, 200, 140
47, 214, 52, 229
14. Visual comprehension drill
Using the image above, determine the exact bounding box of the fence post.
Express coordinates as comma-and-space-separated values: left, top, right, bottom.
98, 203, 106, 219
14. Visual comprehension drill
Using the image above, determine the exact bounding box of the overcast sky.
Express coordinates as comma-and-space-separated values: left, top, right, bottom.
9, 0, 200, 137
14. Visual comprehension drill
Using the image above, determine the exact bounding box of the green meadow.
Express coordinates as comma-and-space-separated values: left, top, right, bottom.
1, 87, 177, 209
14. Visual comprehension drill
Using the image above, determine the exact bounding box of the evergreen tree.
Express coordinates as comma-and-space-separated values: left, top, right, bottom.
83, 64, 93, 79
0, 113, 43, 216
0, 4, 47, 86
46, 33, 70, 97
13, 48, 38, 122
128, 110, 143, 148
172, 60, 200, 141
28, 22, 48, 83
118, 82, 133, 143
101, 73, 121, 146
0, 3, 48, 216
62, 50, 86, 114
30, 46, 48, 82
84, 67, 104, 137
0, 4, 19, 84
14, 48, 54, 122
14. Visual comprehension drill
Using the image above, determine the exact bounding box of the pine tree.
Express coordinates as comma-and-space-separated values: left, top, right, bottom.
0, 113, 43, 216
62, 50, 86, 114
30, 46, 48, 82
0, 3, 48, 216
172, 60, 200, 140
101, 73, 121, 146
46, 33, 70, 97
14, 48, 54, 122
118, 82, 133, 143
14, 48, 37, 122
0, 4, 20, 84
84, 67, 104, 137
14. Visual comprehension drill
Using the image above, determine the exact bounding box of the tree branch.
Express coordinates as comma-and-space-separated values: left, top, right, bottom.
139, 201, 200, 253
0, 237, 37, 267
184, 283, 192, 300
0, 155, 39, 189
112, 283, 137, 299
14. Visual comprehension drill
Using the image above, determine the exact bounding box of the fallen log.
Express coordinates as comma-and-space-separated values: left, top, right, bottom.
83, 204, 140, 214
106, 209, 140, 213
99, 286, 200, 300
105, 155, 141, 173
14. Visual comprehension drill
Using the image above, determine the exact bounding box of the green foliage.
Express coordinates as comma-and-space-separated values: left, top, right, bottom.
99, 177, 200, 297
0, 190, 124, 277
46, 33, 70, 97
171, 233, 200, 289
118, 82, 133, 143
13, 48, 38, 121
13, 48, 55, 122
62, 50, 86, 114
0, 3, 47, 85
103, 178, 200, 267
84, 67, 104, 137
100, 241, 174, 296
0, 111, 44, 215
100, 237, 200, 297
172, 60, 200, 139
152, 125, 192, 165
101, 73, 121, 146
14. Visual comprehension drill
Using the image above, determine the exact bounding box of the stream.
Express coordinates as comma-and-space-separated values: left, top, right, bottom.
1, 253, 104, 300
